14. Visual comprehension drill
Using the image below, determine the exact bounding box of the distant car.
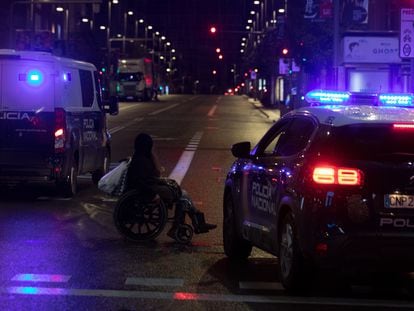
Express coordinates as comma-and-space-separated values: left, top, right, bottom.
223, 90, 414, 291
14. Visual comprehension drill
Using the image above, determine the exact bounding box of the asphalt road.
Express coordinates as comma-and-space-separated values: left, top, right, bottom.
0, 94, 414, 311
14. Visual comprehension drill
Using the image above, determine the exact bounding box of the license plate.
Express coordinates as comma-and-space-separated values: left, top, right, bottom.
384, 194, 414, 208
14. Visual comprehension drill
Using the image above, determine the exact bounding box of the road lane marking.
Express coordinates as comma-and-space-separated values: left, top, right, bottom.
108, 125, 124, 134
168, 132, 203, 185
3, 286, 414, 308
239, 281, 284, 291
11, 274, 71, 283
125, 278, 184, 287
118, 104, 140, 112
109, 117, 144, 134
207, 105, 217, 117
148, 103, 180, 116
168, 151, 196, 185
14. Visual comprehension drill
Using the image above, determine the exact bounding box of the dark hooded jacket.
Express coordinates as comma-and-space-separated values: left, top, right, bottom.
126, 133, 178, 204
126, 133, 161, 191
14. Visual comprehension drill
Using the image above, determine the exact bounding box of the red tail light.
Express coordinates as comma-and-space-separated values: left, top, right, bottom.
393, 123, 414, 130
144, 75, 153, 86
54, 108, 66, 153
313, 165, 362, 186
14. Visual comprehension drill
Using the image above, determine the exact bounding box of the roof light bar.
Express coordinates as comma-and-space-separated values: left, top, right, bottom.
379, 94, 413, 107
305, 90, 414, 108
305, 90, 350, 105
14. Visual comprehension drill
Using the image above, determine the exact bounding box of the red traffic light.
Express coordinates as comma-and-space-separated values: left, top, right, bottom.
282, 48, 289, 55
210, 26, 217, 34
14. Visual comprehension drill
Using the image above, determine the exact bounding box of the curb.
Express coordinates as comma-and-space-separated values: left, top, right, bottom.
247, 98, 280, 122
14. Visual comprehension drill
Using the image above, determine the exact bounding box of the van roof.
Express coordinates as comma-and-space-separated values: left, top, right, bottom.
0, 49, 96, 71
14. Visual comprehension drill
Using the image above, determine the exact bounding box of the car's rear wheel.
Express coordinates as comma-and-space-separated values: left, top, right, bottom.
223, 192, 252, 260
278, 212, 312, 292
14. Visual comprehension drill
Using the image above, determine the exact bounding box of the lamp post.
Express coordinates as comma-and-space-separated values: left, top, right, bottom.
55, 6, 69, 41
123, 10, 134, 54
145, 25, 153, 50
107, 0, 119, 74
135, 18, 144, 38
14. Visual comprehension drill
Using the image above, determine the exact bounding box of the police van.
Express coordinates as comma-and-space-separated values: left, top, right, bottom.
0, 49, 118, 196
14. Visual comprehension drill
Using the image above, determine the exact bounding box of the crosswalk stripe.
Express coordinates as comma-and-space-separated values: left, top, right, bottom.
3, 286, 414, 307
11, 274, 71, 283
125, 278, 184, 287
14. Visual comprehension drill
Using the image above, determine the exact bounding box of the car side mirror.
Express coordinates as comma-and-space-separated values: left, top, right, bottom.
231, 141, 251, 158
104, 95, 119, 115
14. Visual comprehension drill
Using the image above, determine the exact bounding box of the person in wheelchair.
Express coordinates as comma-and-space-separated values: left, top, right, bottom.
125, 132, 217, 241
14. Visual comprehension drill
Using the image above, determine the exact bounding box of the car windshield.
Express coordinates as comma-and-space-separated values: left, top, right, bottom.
117, 73, 143, 82
317, 124, 414, 161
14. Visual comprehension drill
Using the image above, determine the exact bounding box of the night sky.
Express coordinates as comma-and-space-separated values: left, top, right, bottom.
0, 0, 248, 88
133, 0, 246, 85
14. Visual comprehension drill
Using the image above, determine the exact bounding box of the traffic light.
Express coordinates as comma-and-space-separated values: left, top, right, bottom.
209, 26, 217, 34
282, 48, 289, 55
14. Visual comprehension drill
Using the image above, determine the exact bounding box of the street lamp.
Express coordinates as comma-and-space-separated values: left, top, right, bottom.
123, 10, 134, 54
135, 18, 144, 38
145, 25, 153, 49
107, 0, 119, 72
55, 6, 69, 41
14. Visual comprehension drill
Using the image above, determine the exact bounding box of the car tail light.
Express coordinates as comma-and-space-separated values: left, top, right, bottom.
393, 123, 414, 130
144, 75, 152, 86
313, 167, 335, 184
54, 108, 66, 153
313, 166, 362, 186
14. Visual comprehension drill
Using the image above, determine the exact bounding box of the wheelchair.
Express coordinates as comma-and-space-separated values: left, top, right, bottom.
113, 189, 194, 244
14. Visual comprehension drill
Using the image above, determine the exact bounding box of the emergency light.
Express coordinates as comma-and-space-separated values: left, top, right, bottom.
378, 94, 413, 107
305, 89, 414, 108
26, 69, 44, 87
305, 90, 350, 104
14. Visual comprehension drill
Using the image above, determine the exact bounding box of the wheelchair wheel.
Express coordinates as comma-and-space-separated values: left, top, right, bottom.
174, 224, 193, 244
113, 190, 167, 242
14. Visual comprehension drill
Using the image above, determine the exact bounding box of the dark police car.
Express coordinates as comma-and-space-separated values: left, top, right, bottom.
223, 90, 414, 291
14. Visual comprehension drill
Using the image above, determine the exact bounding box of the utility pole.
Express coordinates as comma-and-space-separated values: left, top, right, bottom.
333, 0, 340, 89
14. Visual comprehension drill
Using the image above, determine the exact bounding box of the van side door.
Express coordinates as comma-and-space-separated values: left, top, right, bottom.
78, 69, 97, 172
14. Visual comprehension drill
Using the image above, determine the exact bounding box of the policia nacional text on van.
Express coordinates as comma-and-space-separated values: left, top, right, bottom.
0, 50, 118, 196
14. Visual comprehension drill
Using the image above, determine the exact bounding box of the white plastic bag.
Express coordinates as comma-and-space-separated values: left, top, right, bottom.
98, 159, 130, 196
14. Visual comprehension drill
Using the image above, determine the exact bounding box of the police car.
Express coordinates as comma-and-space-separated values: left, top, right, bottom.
223, 90, 414, 291
0, 50, 118, 196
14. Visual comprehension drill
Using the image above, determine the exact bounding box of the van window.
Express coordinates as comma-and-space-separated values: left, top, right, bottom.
79, 69, 94, 107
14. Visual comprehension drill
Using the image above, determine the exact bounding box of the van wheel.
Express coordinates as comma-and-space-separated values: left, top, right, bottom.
223, 192, 252, 260
58, 159, 78, 197
278, 212, 312, 293
92, 148, 110, 185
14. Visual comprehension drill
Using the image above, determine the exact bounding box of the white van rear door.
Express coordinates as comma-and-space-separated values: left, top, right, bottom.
0, 60, 55, 152
1, 60, 54, 112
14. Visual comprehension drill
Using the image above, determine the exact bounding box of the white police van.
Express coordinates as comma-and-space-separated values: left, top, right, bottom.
0, 49, 118, 196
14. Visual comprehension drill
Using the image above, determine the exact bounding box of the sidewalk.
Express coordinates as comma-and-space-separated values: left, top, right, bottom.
245, 97, 281, 122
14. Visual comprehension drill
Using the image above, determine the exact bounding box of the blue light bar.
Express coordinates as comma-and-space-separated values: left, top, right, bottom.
378, 94, 414, 107
305, 90, 350, 105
